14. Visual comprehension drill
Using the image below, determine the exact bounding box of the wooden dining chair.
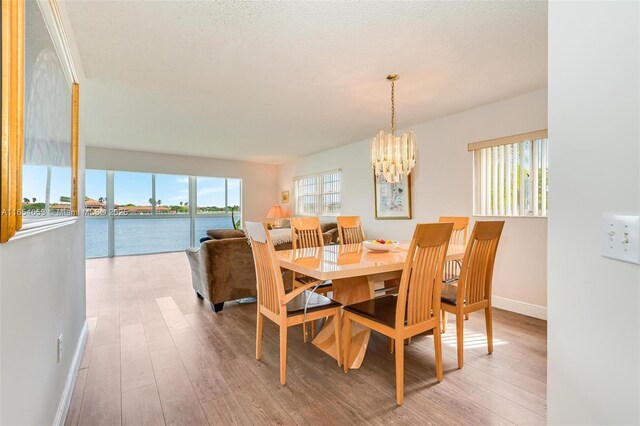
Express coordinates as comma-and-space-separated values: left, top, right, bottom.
291, 217, 333, 341
291, 217, 333, 294
343, 222, 453, 405
337, 216, 365, 244
440, 221, 504, 369
246, 222, 342, 385
438, 216, 469, 282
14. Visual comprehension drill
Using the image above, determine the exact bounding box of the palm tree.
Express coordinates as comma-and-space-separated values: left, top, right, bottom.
98, 197, 105, 204
179, 201, 183, 206
157, 199, 162, 206
32, 197, 36, 203
23, 197, 29, 204
149, 198, 154, 205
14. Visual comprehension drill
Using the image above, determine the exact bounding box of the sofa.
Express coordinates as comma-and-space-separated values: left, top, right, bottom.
186, 225, 336, 313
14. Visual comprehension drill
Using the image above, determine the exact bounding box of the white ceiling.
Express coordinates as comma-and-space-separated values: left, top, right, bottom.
64, 1, 547, 164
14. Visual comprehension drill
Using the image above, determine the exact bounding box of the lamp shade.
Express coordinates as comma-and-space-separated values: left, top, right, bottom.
266, 205, 284, 219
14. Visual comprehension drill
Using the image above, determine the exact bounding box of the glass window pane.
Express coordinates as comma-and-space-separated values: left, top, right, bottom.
86, 218, 108, 258
195, 216, 234, 242
22, 166, 72, 219
155, 174, 189, 214
49, 166, 71, 213
196, 177, 226, 214
85, 169, 107, 216
227, 178, 242, 221
114, 217, 190, 256
114, 172, 152, 215
22, 165, 47, 218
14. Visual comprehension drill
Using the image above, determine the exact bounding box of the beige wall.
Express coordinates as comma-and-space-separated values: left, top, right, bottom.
86, 147, 280, 223
548, 2, 640, 423
278, 89, 548, 318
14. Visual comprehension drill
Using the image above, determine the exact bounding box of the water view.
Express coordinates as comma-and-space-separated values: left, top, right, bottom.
84, 170, 243, 258
86, 215, 236, 258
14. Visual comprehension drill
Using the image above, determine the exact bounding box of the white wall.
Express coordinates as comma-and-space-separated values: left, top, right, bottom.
0, 108, 87, 425
86, 147, 280, 222
279, 89, 548, 317
548, 2, 640, 424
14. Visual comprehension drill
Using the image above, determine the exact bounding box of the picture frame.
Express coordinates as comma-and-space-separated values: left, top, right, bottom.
281, 190, 290, 203
374, 173, 412, 220
1, 0, 80, 243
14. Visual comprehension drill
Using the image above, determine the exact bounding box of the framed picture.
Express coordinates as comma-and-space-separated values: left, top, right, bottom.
281, 191, 290, 203
374, 174, 412, 220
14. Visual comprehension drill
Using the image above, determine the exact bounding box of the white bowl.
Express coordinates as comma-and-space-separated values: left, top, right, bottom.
363, 240, 399, 252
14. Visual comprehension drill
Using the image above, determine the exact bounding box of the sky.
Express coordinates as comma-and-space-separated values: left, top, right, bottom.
24, 168, 241, 207
23, 165, 71, 203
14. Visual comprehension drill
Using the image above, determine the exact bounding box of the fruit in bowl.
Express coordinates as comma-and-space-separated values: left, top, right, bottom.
363, 239, 399, 252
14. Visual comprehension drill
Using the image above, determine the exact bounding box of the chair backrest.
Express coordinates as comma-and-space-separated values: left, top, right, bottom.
456, 221, 505, 306
246, 222, 285, 315
438, 216, 469, 246
291, 217, 324, 250
337, 216, 365, 245
396, 223, 453, 328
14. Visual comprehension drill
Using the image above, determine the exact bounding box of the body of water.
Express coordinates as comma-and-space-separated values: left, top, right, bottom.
86, 216, 236, 258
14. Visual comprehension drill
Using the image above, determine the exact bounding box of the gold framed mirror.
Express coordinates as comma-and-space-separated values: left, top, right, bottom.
1, 0, 79, 243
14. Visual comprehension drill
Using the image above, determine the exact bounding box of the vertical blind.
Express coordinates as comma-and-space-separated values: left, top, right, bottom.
469, 131, 548, 217
294, 170, 341, 216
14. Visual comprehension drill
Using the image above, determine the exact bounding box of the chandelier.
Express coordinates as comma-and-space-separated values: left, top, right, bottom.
370, 74, 416, 183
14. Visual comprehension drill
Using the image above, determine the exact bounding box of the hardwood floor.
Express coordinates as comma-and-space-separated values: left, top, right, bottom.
66, 252, 547, 425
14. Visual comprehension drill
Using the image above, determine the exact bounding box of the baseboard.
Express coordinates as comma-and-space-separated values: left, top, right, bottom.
53, 319, 88, 426
493, 296, 547, 320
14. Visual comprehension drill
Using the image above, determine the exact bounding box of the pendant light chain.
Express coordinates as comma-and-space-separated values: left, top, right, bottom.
390, 80, 395, 136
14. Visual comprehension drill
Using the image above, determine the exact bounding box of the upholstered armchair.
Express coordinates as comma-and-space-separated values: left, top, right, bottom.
186, 229, 298, 313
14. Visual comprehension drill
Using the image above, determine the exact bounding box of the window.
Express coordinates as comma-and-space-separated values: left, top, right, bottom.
294, 170, 341, 216
155, 174, 189, 214
114, 172, 152, 215
470, 130, 548, 217
85, 170, 242, 258
196, 176, 242, 232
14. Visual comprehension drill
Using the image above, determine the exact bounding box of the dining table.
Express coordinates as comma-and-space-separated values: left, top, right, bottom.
276, 242, 466, 370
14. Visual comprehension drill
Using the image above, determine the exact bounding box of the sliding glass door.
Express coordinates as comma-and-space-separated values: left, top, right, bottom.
85, 170, 242, 258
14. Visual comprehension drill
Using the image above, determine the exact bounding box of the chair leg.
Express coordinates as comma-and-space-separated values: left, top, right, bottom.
311, 320, 316, 339
456, 313, 464, 369
343, 316, 352, 373
333, 312, 342, 367
256, 312, 263, 360
485, 306, 494, 354
433, 326, 443, 382
441, 310, 448, 334
303, 322, 308, 343
395, 335, 405, 405
465, 314, 470, 320
389, 338, 394, 354
279, 325, 288, 385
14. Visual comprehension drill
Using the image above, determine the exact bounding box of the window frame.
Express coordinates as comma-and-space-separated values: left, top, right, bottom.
293, 169, 342, 217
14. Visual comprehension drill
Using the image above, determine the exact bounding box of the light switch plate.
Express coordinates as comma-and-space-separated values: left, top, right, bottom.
602, 214, 640, 265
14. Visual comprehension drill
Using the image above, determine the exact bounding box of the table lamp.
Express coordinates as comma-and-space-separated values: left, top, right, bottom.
266, 205, 284, 228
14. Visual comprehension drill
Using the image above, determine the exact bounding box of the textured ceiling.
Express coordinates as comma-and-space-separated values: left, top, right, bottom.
64, 1, 547, 164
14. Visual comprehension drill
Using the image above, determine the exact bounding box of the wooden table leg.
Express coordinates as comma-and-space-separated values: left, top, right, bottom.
312, 275, 374, 369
